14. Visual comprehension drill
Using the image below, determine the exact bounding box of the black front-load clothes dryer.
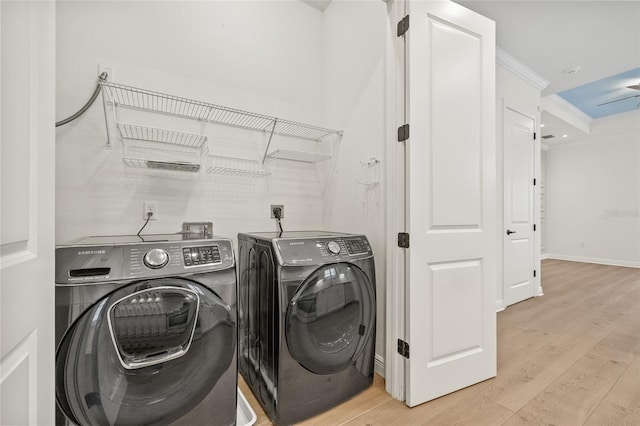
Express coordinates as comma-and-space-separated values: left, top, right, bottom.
55, 234, 237, 426
237, 231, 376, 425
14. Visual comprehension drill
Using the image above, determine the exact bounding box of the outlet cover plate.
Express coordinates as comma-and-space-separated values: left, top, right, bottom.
270, 204, 284, 219
144, 201, 158, 220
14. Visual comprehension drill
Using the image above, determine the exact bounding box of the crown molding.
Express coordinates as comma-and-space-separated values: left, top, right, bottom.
496, 47, 549, 91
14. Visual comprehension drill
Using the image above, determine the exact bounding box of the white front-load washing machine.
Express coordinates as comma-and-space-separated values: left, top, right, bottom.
55, 234, 237, 426
237, 231, 376, 425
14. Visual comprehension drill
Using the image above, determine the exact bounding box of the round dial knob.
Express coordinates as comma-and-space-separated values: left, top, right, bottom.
143, 248, 169, 269
326, 241, 341, 255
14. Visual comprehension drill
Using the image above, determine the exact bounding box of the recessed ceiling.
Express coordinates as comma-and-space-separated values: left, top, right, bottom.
455, 1, 640, 97
558, 68, 640, 119
455, 1, 640, 139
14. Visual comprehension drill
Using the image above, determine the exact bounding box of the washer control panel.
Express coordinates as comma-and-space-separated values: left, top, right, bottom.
182, 245, 221, 267
54, 237, 235, 284
126, 242, 230, 277
126, 241, 232, 278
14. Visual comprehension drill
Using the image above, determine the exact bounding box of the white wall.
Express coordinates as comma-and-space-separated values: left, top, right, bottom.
321, 0, 388, 373
546, 110, 640, 267
56, 1, 326, 243
56, 0, 390, 368
495, 63, 542, 309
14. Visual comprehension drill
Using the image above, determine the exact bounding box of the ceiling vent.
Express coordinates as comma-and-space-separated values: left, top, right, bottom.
541, 135, 555, 139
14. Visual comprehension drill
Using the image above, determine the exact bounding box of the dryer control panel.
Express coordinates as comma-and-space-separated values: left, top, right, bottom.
275, 235, 373, 266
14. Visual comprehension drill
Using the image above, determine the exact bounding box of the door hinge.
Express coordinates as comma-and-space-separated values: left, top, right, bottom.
397, 339, 410, 358
533, 178, 537, 186
397, 15, 409, 37
397, 232, 410, 248
533, 270, 537, 277
533, 132, 537, 140
397, 124, 410, 142
533, 224, 537, 231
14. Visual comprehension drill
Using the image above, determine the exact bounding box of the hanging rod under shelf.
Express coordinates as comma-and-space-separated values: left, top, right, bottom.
101, 81, 343, 142
265, 148, 332, 163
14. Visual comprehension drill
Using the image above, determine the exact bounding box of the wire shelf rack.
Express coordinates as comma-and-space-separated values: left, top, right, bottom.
208, 166, 271, 178
206, 155, 271, 178
265, 148, 332, 163
116, 123, 207, 148
101, 81, 342, 142
120, 135, 204, 173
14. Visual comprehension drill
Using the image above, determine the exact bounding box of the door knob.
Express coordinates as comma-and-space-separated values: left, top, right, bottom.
506, 229, 516, 235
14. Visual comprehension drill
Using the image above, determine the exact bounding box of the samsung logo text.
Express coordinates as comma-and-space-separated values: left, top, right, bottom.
78, 250, 106, 255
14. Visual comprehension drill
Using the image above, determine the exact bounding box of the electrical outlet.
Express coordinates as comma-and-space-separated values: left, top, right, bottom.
144, 201, 158, 220
98, 64, 112, 81
270, 204, 284, 219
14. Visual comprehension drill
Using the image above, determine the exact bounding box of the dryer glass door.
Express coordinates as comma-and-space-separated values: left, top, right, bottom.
55, 278, 235, 426
285, 263, 375, 375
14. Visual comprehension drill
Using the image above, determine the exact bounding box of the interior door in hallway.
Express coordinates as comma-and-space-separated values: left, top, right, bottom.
503, 106, 536, 306
405, 0, 497, 407
1, 2, 56, 424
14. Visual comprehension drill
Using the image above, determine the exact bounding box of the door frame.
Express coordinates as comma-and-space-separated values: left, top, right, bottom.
494, 50, 549, 307
384, 0, 406, 401
499, 99, 543, 310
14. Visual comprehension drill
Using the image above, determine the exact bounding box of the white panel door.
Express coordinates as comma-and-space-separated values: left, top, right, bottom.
405, 0, 496, 406
503, 106, 535, 306
0, 2, 56, 425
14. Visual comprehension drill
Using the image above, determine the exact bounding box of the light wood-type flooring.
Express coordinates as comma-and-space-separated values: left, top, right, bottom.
239, 260, 640, 425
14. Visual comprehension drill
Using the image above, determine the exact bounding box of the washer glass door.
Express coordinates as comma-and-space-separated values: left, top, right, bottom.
285, 263, 375, 375
56, 278, 235, 426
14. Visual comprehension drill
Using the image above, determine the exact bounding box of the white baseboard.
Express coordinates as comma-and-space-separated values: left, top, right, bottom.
540, 253, 550, 260
375, 354, 385, 378
545, 254, 640, 268
495, 299, 505, 312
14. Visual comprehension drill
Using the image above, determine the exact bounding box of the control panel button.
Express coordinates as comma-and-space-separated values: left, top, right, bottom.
143, 249, 170, 269
182, 245, 221, 267
345, 239, 368, 255
326, 241, 341, 255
